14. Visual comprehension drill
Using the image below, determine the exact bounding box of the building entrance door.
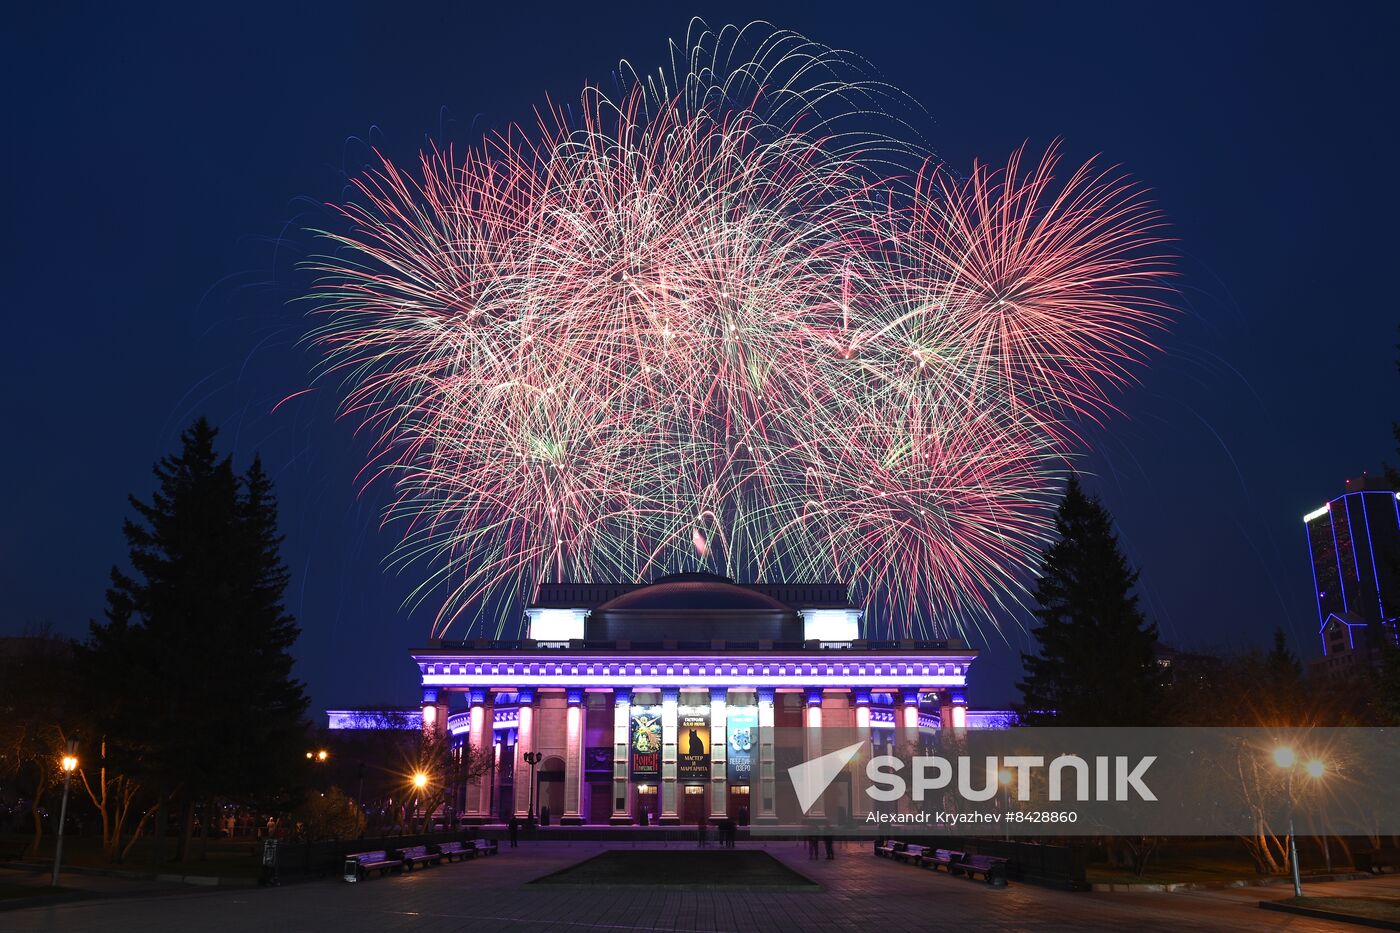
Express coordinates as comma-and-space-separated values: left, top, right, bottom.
634, 786, 658, 825
588, 782, 611, 824
681, 784, 707, 825
727, 785, 750, 823
537, 757, 565, 824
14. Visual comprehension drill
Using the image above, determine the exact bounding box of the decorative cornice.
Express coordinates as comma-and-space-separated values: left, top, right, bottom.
412, 652, 972, 691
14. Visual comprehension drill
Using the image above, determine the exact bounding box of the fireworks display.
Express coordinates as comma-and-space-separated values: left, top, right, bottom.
306, 22, 1173, 640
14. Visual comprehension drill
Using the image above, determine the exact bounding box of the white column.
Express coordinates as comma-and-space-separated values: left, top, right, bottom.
803, 689, 826, 821
945, 689, 967, 730
709, 687, 728, 822
755, 688, 777, 824
898, 689, 920, 818
853, 689, 871, 730
610, 689, 632, 825
562, 689, 584, 824
465, 689, 490, 821
660, 687, 680, 824
901, 689, 920, 730
492, 740, 503, 821
512, 689, 536, 819
419, 689, 448, 826
421, 687, 448, 739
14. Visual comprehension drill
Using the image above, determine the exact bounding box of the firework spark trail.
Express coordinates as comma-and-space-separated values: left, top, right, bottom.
305, 21, 1174, 640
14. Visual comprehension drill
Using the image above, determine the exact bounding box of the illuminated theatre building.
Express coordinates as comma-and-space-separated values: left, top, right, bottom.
376, 573, 998, 826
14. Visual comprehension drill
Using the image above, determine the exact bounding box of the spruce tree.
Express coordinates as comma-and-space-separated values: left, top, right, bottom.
1265, 628, 1304, 693
1018, 473, 1161, 725
89, 420, 309, 853
101, 419, 238, 805
227, 454, 310, 808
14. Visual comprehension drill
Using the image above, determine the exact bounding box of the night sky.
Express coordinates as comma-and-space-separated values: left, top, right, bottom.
5, 3, 1397, 712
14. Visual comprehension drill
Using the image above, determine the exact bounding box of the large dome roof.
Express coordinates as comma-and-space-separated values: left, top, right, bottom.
595, 573, 792, 614
586, 573, 805, 641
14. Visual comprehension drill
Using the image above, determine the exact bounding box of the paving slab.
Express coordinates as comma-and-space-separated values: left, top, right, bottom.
0, 840, 1389, 932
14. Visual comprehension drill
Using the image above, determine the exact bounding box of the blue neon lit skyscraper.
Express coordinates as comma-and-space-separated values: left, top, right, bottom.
1305, 474, 1400, 671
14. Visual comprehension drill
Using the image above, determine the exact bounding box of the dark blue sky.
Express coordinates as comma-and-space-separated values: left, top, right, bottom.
4, 3, 1396, 711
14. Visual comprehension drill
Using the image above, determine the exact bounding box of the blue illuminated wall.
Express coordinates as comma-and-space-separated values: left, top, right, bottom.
1306, 485, 1400, 654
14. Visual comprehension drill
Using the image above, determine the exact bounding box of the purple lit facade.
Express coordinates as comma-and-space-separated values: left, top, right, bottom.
394, 574, 984, 825
1306, 474, 1400, 682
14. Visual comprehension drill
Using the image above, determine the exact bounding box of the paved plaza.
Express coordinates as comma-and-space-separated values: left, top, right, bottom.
3, 841, 1392, 932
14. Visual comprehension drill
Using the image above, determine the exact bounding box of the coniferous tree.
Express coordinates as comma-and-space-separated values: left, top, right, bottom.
226, 454, 310, 809
100, 419, 238, 811
88, 419, 309, 858
1264, 628, 1304, 692
1018, 473, 1161, 725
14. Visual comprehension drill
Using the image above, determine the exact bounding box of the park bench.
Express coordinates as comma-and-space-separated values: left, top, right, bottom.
432, 841, 469, 862
953, 853, 1008, 886
874, 840, 905, 859
468, 838, 499, 856
919, 848, 965, 872
393, 845, 441, 870
1356, 848, 1400, 874
894, 843, 926, 864
342, 850, 402, 882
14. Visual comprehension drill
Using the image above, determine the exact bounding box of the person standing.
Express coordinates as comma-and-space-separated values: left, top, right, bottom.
508, 816, 519, 848
824, 834, 834, 860
696, 817, 707, 848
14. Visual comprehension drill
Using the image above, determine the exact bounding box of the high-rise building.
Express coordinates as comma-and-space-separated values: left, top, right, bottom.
1306, 473, 1400, 682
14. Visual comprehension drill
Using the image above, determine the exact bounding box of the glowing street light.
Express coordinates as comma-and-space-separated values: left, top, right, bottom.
1304, 758, 1330, 871
52, 740, 78, 886
410, 771, 430, 831
1271, 744, 1328, 897
317, 749, 329, 762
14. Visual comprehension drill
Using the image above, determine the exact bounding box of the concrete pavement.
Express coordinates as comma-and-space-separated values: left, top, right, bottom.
2, 840, 1387, 932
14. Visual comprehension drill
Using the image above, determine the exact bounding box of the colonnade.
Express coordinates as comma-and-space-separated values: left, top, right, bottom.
424, 685, 961, 825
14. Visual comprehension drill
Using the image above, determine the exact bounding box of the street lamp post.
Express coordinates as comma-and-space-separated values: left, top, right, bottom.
1282, 758, 1301, 898
1273, 746, 1327, 898
997, 768, 1013, 843
524, 751, 543, 824
51, 741, 78, 887
306, 749, 330, 792
412, 771, 428, 830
